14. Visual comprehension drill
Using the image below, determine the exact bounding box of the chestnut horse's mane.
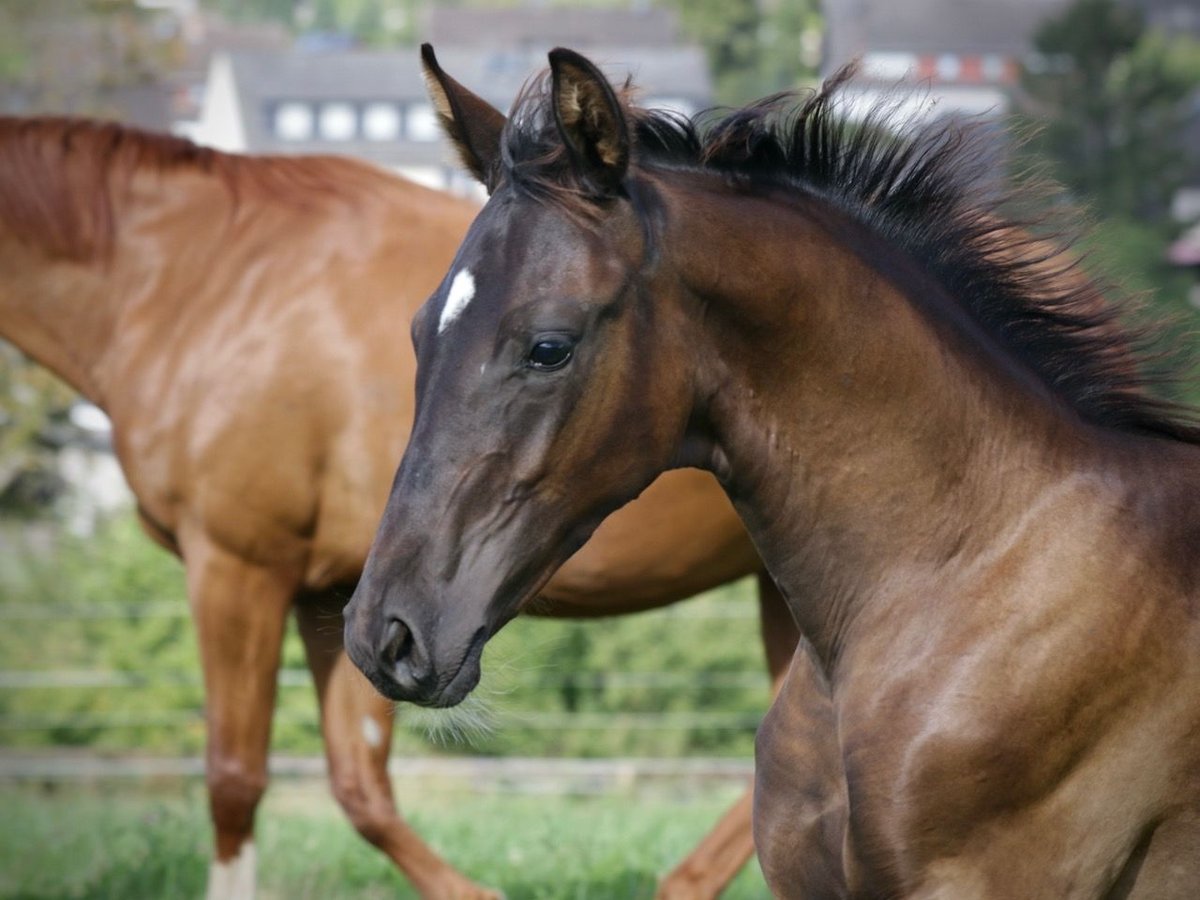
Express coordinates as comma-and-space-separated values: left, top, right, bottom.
501, 66, 1200, 444
0, 116, 388, 262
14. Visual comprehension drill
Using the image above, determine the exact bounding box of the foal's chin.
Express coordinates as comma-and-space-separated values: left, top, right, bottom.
363, 637, 486, 708
423, 641, 486, 708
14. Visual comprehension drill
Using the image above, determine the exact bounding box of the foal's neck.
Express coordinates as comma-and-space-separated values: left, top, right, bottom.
667, 182, 1099, 664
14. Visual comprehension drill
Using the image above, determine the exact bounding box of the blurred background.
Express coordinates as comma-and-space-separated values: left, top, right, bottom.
1, 1, 1198, 898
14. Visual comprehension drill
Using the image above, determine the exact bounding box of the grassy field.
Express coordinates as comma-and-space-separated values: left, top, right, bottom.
0, 779, 771, 899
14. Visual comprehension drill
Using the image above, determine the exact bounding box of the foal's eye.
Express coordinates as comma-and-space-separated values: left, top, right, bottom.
526, 338, 574, 371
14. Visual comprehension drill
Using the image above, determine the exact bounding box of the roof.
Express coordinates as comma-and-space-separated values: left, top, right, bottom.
425, 6, 681, 49
0, 82, 171, 130
224, 45, 712, 161
824, 0, 1071, 68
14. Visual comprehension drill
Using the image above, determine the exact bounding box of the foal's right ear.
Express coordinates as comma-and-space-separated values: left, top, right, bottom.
421, 44, 507, 192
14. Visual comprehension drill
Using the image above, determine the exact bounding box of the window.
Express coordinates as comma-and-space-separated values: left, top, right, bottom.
981, 55, 1007, 83
362, 102, 401, 141
406, 103, 439, 142
935, 54, 961, 82
862, 52, 917, 81
274, 102, 313, 141
319, 102, 357, 141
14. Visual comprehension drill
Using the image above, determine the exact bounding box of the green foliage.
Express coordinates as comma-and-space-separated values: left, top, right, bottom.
0, 515, 204, 753
1083, 218, 1194, 309
0, 345, 77, 515
473, 584, 768, 758
0, 512, 770, 758
201, 0, 417, 45
1020, 0, 1200, 220
1097, 32, 1200, 218
664, 0, 821, 104
1017, 0, 1200, 406
206, 0, 299, 27
1080, 216, 1200, 406
0, 0, 178, 116
0, 783, 771, 898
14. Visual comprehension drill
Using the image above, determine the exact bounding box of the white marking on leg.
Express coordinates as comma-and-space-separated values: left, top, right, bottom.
361, 714, 383, 748
438, 268, 475, 334
206, 840, 256, 900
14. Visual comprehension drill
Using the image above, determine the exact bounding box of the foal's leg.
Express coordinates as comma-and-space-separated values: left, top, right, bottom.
183, 533, 295, 900
754, 637, 848, 899
1114, 807, 1200, 900
295, 593, 500, 900
656, 572, 801, 899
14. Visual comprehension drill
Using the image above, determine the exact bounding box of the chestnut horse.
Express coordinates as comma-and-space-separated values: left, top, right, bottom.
0, 117, 800, 898
346, 47, 1200, 898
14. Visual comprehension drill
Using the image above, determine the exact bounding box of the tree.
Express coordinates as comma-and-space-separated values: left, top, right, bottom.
666, 0, 822, 105
1016, 0, 1200, 406
1020, 0, 1200, 221
0, 0, 178, 119
0, 345, 77, 516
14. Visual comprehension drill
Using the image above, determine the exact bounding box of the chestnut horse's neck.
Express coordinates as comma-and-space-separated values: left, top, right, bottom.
0, 120, 227, 404
663, 178, 1163, 664
0, 118, 392, 409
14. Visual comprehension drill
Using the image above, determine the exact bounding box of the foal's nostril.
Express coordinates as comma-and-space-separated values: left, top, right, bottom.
380, 617, 414, 669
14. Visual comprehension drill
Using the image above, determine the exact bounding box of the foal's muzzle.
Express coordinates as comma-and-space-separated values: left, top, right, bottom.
343, 595, 486, 707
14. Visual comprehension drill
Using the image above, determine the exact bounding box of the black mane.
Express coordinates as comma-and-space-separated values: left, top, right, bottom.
501, 67, 1200, 443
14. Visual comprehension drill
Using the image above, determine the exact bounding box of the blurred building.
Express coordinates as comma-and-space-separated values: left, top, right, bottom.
823, 0, 1200, 125
822, 0, 1069, 121
184, 6, 712, 196
425, 5, 683, 49
167, 7, 290, 128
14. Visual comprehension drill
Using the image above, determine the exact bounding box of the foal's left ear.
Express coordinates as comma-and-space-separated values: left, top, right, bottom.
548, 48, 630, 197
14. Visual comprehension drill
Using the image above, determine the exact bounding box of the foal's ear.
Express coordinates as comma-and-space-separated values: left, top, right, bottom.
548, 48, 630, 196
421, 44, 507, 191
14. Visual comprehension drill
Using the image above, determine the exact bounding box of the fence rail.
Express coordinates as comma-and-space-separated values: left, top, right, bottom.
0, 602, 189, 620
0, 668, 769, 689
0, 708, 764, 732
0, 752, 756, 795
0, 593, 769, 745
0, 600, 761, 621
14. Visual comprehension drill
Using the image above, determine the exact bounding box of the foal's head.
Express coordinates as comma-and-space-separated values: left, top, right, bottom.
343, 48, 700, 705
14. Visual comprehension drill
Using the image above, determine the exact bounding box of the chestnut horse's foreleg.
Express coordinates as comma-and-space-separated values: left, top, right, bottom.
655, 572, 800, 899
295, 594, 501, 900
182, 533, 295, 900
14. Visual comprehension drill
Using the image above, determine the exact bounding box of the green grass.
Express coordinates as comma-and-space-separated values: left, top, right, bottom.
0, 781, 771, 899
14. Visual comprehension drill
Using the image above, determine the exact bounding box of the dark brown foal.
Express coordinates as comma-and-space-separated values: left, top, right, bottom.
347, 49, 1200, 899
